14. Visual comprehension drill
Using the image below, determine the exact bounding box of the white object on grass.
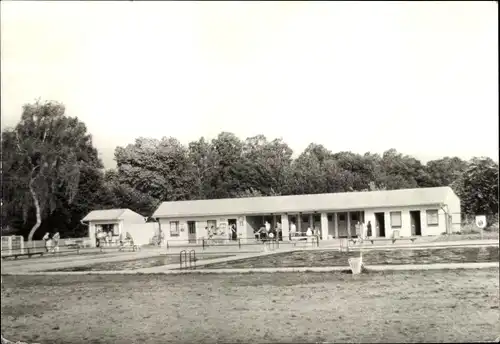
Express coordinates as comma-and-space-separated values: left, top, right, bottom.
348, 257, 363, 275
475, 215, 487, 229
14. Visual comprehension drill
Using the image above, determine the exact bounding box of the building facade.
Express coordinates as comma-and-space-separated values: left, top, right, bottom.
152, 187, 461, 245
82, 208, 157, 247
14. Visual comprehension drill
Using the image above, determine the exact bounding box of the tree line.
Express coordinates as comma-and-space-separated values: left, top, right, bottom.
2, 101, 498, 240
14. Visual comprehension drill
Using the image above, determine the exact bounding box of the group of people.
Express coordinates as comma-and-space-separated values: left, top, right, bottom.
354, 220, 373, 241
42, 232, 60, 253
289, 221, 321, 239
96, 228, 134, 248
254, 221, 283, 241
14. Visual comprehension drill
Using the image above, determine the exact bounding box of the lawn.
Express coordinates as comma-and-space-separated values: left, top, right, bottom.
1, 269, 499, 343
199, 246, 499, 269
432, 231, 499, 242
43, 254, 234, 272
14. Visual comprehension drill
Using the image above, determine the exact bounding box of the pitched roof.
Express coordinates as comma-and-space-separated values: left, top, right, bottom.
82, 209, 129, 222
152, 186, 455, 218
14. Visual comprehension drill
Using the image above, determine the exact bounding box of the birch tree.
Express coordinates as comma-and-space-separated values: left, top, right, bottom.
2, 101, 93, 241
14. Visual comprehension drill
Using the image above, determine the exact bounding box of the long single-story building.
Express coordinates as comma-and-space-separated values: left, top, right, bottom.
152, 186, 461, 244
82, 208, 158, 247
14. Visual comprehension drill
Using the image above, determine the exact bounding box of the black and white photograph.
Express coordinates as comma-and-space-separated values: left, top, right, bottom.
1, 1, 498, 343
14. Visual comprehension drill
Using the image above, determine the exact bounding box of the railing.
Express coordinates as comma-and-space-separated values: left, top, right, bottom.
166, 235, 320, 251
179, 249, 196, 270
1, 243, 83, 258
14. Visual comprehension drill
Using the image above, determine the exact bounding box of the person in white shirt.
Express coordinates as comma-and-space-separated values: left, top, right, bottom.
306, 227, 313, 244
52, 232, 60, 252
290, 222, 297, 240
264, 221, 271, 233
42, 232, 51, 252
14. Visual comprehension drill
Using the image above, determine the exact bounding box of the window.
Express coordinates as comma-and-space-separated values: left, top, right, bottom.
351, 212, 359, 222
170, 221, 179, 237
207, 220, 217, 229
102, 224, 119, 236
188, 222, 196, 234
426, 209, 439, 226
390, 212, 402, 228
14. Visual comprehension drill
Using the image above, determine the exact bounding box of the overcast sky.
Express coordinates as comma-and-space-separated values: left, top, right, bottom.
1, 1, 498, 168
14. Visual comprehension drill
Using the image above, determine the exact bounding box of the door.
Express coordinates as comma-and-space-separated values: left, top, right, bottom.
337, 213, 348, 238
375, 212, 386, 237
228, 219, 237, 240
410, 211, 422, 236
187, 221, 196, 243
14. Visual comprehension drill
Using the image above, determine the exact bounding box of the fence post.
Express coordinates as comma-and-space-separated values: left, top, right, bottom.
238, 238, 241, 249
202, 239, 205, 250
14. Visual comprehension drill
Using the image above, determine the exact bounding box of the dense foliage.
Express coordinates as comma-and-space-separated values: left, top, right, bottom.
1, 101, 498, 238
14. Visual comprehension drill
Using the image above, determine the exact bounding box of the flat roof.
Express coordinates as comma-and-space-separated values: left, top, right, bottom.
152, 186, 455, 218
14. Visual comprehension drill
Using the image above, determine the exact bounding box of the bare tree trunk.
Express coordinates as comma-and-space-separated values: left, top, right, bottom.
27, 171, 42, 242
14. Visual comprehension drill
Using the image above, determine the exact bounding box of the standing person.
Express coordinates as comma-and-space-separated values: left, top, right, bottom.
276, 222, 282, 241
290, 221, 297, 240
265, 221, 271, 234
306, 227, 313, 244
230, 224, 237, 241
106, 231, 112, 247
367, 221, 373, 238
52, 232, 60, 253
42, 232, 51, 252
355, 221, 361, 239
96, 228, 106, 248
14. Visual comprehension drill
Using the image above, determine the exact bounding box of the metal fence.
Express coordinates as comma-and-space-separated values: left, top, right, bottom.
165, 235, 321, 251
0, 236, 95, 259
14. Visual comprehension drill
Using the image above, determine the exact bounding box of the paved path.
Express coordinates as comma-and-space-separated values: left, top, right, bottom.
3, 262, 498, 276
1, 248, 167, 274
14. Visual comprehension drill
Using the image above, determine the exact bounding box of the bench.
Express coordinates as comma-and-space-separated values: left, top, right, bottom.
290, 236, 308, 241
2, 250, 45, 260
368, 237, 418, 244
99, 244, 139, 253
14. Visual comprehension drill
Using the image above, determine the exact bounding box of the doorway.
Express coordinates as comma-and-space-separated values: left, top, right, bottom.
375, 212, 386, 237
228, 219, 237, 241
337, 212, 348, 238
410, 211, 422, 236
187, 221, 196, 243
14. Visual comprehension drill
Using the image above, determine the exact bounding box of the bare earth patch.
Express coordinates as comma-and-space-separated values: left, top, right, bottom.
1, 269, 499, 343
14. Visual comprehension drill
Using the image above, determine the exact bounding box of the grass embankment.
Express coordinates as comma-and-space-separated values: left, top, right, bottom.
199, 246, 499, 269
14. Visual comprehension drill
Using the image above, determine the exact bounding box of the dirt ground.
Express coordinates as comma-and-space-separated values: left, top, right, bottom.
1, 269, 499, 344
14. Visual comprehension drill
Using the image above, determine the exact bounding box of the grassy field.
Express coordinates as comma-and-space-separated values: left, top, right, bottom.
200, 246, 499, 269
1, 269, 499, 344
44, 254, 234, 272
432, 231, 499, 242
